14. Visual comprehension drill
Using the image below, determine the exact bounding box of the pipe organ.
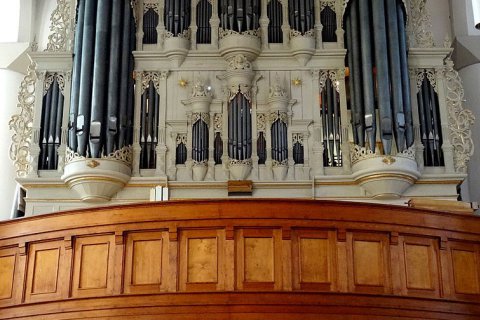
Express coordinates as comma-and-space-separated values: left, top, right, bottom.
16, 0, 474, 213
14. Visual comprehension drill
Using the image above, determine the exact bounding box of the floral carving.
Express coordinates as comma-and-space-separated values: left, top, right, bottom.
66, 145, 133, 167
226, 54, 252, 71
415, 69, 437, 92
293, 133, 304, 145
269, 111, 288, 124
9, 62, 37, 177
46, 0, 72, 52
290, 29, 315, 38
191, 79, 212, 98
144, 2, 159, 13
176, 134, 187, 145
444, 58, 475, 173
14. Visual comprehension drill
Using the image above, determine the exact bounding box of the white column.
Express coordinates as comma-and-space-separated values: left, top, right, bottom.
286, 112, 294, 180
57, 71, 72, 174
259, 0, 269, 49
190, 0, 198, 49
206, 111, 216, 180
314, 0, 323, 49
337, 69, 351, 173
435, 67, 455, 173
136, 0, 145, 50
157, 0, 166, 50
132, 71, 143, 176
282, 0, 290, 48
409, 68, 424, 172
210, 0, 220, 47
335, 0, 344, 48
311, 70, 324, 175
0, 70, 25, 220
250, 88, 259, 180
156, 70, 169, 176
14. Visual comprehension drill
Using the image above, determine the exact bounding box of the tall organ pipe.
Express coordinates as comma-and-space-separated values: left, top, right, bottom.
358, 0, 376, 151
397, 1, 414, 148
69, 0, 85, 151
106, 0, 123, 155
118, 1, 131, 150
372, 0, 393, 154
48, 80, 59, 169
345, 19, 358, 145
76, 0, 97, 156
41, 85, 52, 168
350, 2, 365, 146
54, 85, 64, 169
386, 0, 405, 152
90, 0, 112, 158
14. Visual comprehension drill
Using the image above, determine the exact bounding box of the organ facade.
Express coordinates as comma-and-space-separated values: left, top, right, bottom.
9, 0, 475, 215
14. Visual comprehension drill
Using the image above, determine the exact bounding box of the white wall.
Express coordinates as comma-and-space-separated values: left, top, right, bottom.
0, 70, 25, 220
426, 0, 452, 46
460, 63, 480, 203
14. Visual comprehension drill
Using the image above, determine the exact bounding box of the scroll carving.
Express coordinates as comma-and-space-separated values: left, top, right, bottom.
9, 62, 37, 177
444, 58, 475, 173
46, 0, 72, 52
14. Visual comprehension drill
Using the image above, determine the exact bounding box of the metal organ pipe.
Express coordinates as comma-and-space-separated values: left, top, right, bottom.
69, 0, 135, 158
397, 1, 414, 148
349, 2, 365, 146
69, 0, 85, 151
89, 0, 112, 158
345, 0, 412, 155
48, 80, 59, 169
76, 0, 97, 156
106, 0, 122, 155
372, 0, 393, 154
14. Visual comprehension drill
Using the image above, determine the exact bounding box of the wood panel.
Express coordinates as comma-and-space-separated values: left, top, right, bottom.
398, 236, 440, 297
236, 229, 282, 290
72, 235, 115, 298
179, 229, 225, 291
124, 231, 169, 294
348, 233, 391, 294
292, 230, 336, 291
24, 241, 64, 303
0, 249, 16, 301
449, 242, 480, 297
0, 200, 479, 318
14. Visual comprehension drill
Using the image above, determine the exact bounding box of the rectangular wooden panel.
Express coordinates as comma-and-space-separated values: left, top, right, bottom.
405, 244, 432, 290
0, 255, 15, 300
25, 241, 65, 303
347, 232, 391, 294
236, 229, 282, 290
72, 235, 115, 298
32, 248, 60, 294
245, 237, 274, 282
132, 239, 163, 285
79, 243, 109, 289
353, 240, 383, 286
124, 231, 169, 294
452, 249, 480, 295
300, 238, 329, 283
179, 229, 225, 291
187, 238, 218, 283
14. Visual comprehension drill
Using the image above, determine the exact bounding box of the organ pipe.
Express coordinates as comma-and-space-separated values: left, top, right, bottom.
267, 0, 283, 43
69, 0, 85, 151
76, 0, 97, 156
228, 92, 252, 161
69, 0, 135, 158
164, 0, 190, 35
372, 0, 393, 154
40, 77, 65, 170
288, 0, 314, 34
219, 0, 260, 32
345, 0, 412, 155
